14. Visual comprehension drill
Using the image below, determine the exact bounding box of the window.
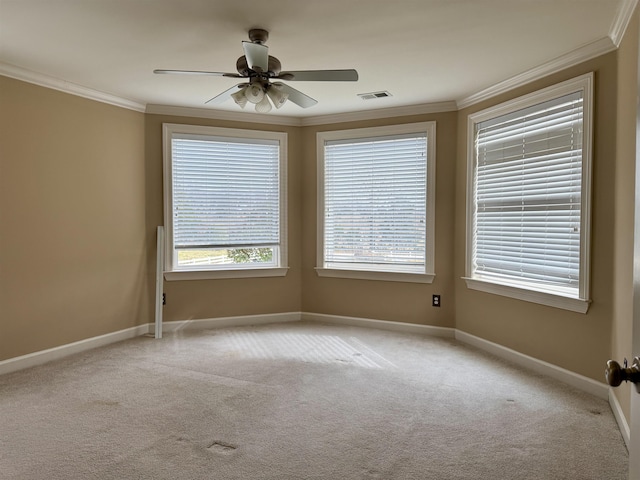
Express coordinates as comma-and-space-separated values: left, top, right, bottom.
465, 73, 593, 313
316, 122, 436, 283
163, 124, 287, 280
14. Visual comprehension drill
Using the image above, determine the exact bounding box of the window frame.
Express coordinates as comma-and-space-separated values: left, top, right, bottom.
316, 122, 436, 284
162, 123, 288, 281
464, 73, 593, 313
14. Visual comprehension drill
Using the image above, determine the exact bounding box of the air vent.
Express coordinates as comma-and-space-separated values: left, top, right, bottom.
357, 91, 392, 100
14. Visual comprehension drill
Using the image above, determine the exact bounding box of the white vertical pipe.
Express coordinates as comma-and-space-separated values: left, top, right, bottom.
154, 226, 164, 339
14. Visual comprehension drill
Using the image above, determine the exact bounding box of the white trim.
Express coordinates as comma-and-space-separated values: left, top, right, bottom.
610, 0, 639, 48
464, 73, 593, 313
457, 38, 613, 110
0, 62, 146, 112
162, 123, 288, 278
0, 311, 627, 445
463, 277, 591, 314
146, 104, 301, 126
454, 330, 608, 400
315, 268, 434, 284
3, 0, 637, 124
609, 389, 631, 449
0, 313, 301, 376
301, 312, 455, 338
164, 267, 288, 281
316, 122, 436, 280
300, 102, 458, 126
147, 102, 458, 127
161, 312, 302, 332
466, 73, 594, 124
0, 312, 612, 405
154, 226, 165, 339
0, 324, 150, 376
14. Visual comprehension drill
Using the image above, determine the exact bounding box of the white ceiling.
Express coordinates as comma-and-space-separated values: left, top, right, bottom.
0, 0, 632, 119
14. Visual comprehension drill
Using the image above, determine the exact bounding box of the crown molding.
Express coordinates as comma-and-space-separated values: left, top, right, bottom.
4, 0, 636, 122
457, 0, 639, 111
456, 36, 616, 110
0, 62, 145, 112
145, 104, 302, 126
610, 0, 638, 47
0, 61, 458, 123
145, 101, 459, 127
299, 101, 458, 126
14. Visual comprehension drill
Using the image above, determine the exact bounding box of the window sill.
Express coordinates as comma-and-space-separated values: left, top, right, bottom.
462, 277, 590, 313
316, 268, 435, 284
164, 267, 288, 281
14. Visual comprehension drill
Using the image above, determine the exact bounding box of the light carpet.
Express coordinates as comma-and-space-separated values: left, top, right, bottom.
0, 321, 628, 479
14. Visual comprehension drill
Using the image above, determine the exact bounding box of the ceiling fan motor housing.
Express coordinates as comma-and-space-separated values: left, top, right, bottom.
236, 55, 281, 77
248, 28, 269, 44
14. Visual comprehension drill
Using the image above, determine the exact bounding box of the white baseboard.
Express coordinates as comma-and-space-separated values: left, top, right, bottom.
0, 312, 608, 406
0, 324, 151, 376
454, 330, 609, 400
1, 311, 630, 452
162, 312, 301, 332
609, 388, 631, 450
0, 313, 302, 376
301, 312, 456, 338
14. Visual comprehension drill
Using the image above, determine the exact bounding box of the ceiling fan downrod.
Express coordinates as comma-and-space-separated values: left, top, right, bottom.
248, 29, 269, 44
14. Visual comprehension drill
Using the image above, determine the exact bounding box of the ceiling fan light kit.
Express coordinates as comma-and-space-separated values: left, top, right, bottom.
244, 83, 265, 104
154, 28, 358, 112
255, 94, 272, 113
267, 84, 289, 109
230, 87, 249, 108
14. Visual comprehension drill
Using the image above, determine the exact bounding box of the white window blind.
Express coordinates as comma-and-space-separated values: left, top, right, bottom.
473, 91, 584, 294
171, 134, 280, 251
323, 133, 427, 273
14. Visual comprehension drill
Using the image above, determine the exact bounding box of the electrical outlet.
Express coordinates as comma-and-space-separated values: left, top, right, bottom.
432, 294, 441, 307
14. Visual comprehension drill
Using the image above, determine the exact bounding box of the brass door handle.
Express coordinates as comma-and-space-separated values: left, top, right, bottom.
605, 357, 640, 387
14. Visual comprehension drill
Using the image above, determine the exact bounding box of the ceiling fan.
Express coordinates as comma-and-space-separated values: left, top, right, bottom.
154, 29, 359, 112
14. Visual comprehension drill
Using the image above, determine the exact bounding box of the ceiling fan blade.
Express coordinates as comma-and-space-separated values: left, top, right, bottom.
277, 69, 359, 82
205, 84, 247, 105
242, 42, 269, 72
154, 69, 242, 78
274, 83, 317, 108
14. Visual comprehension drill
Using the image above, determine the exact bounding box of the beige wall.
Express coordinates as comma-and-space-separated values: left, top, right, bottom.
0, 77, 148, 361
301, 114, 457, 326
2, 29, 637, 414
611, 11, 639, 421
144, 114, 302, 322
454, 50, 630, 382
